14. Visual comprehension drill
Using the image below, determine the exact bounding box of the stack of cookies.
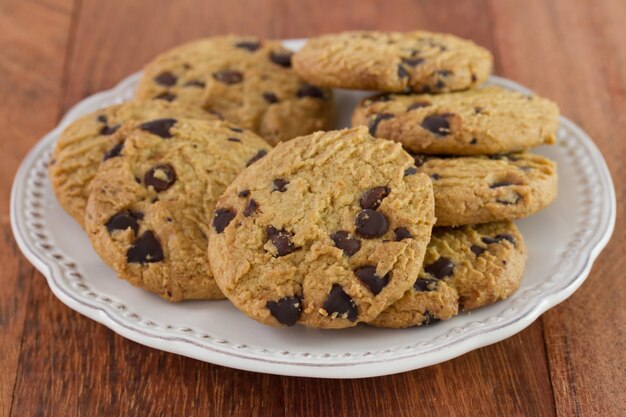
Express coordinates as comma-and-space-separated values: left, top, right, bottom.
49, 31, 558, 329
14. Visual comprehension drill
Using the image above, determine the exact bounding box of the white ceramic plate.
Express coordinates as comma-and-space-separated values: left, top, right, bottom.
11, 40, 616, 379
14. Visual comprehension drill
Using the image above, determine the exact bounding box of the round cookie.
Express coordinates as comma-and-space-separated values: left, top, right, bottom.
371, 221, 527, 328
408, 153, 557, 226
85, 118, 271, 301
135, 36, 332, 145
208, 126, 435, 329
352, 86, 560, 155
293, 31, 493, 93
49, 100, 217, 226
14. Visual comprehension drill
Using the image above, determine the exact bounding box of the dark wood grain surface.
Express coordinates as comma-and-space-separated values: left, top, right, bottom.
1, 0, 624, 416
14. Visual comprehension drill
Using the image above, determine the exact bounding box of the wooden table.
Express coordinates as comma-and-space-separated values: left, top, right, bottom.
1, 0, 624, 415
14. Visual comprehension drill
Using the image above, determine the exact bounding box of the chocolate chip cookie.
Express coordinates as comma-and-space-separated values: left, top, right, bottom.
408, 153, 557, 226
84, 118, 271, 301
352, 86, 560, 155
293, 31, 493, 93
371, 221, 527, 328
49, 100, 216, 226
208, 126, 436, 328
135, 36, 332, 145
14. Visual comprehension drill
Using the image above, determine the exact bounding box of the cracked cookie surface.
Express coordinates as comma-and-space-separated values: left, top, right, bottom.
49, 100, 216, 226
135, 36, 332, 145
293, 31, 493, 93
352, 86, 559, 155
371, 221, 526, 328
208, 126, 435, 329
409, 153, 557, 226
85, 118, 271, 301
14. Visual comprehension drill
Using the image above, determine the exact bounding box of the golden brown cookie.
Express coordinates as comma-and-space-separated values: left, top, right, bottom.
407, 153, 557, 226
85, 118, 271, 301
49, 100, 216, 226
135, 36, 332, 145
208, 126, 435, 329
371, 221, 527, 328
293, 31, 493, 93
352, 86, 559, 155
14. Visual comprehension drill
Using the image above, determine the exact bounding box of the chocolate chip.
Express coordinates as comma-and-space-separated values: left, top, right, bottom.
407, 101, 431, 111
213, 70, 243, 85
437, 69, 452, 76
354, 266, 389, 295
435, 80, 446, 90
184, 79, 206, 88
297, 84, 325, 99
421, 311, 440, 326
106, 212, 140, 235
322, 284, 357, 321
244, 199, 258, 217
470, 245, 486, 256
154, 71, 177, 86
490, 181, 515, 188
416, 85, 432, 94
474, 106, 483, 114
424, 257, 455, 279
401, 57, 424, 67
103, 141, 124, 161
266, 226, 299, 257
272, 179, 288, 192
330, 231, 361, 256
235, 40, 261, 52
355, 209, 388, 238
100, 124, 120, 136
360, 186, 390, 210
394, 227, 412, 241
404, 167, 418, 176
414, 278, 439, 292
471, 74, 478, 82
227, 137, 241, 142
397, 64, 410, 79
412, 154, 431, 167
262, 92, 279, 103
430, 173, 441, 180
267, 296, 301, 326
246, 149, 267, 166
367, 113, 394, 136
213, 208, 236, 233
139, 118, 177, 138
270, 51, 293, 67
154, 92, 177, 102
237, 189, 250, 198
144, 164, 176, 192
126, 231, 164, 264
230, 127, 243, 133
97, 114, 107, 123
469, 138, 478, 145
482, 234, 516, 246
421, 114, 452, 136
